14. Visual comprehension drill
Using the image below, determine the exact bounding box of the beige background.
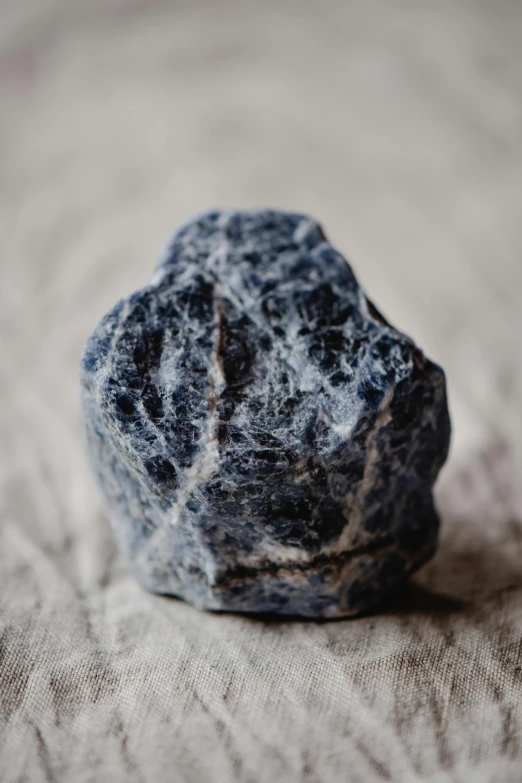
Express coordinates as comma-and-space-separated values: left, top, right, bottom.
1, 1, 522, 781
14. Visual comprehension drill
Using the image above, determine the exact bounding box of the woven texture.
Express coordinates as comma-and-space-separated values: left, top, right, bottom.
1, 2, 522, 781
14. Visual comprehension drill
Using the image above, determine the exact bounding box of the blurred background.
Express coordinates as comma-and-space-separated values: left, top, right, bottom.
1, 3, 522, 780
0, 0, 522, 466
2, 0, 521, 472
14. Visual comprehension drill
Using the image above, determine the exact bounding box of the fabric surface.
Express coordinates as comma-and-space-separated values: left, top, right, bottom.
1, 1, 522, 781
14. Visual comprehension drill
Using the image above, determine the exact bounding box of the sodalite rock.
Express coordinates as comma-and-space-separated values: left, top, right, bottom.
81, 209, 450, 618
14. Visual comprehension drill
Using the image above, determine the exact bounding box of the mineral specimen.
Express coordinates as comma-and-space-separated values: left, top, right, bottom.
80, 209, 450, 617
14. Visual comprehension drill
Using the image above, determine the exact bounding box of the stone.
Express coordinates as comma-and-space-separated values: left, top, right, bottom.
80, 209, 451, 618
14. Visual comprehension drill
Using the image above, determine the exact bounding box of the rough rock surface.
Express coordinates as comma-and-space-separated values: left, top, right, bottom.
80, 209, 451, 617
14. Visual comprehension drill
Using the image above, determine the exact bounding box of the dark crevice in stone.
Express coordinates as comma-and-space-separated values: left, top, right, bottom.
217, 535, 395, 585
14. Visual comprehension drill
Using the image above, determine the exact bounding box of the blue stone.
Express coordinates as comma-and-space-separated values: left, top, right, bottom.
80, 209, 450, 617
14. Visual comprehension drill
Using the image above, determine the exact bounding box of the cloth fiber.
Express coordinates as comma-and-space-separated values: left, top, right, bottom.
1, 1, 522, 781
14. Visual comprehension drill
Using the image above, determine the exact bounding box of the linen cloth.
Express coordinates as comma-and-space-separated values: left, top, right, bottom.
1, 1, 521, 781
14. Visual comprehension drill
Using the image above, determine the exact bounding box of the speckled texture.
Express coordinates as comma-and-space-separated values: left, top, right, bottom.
80, 209, 450, 617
